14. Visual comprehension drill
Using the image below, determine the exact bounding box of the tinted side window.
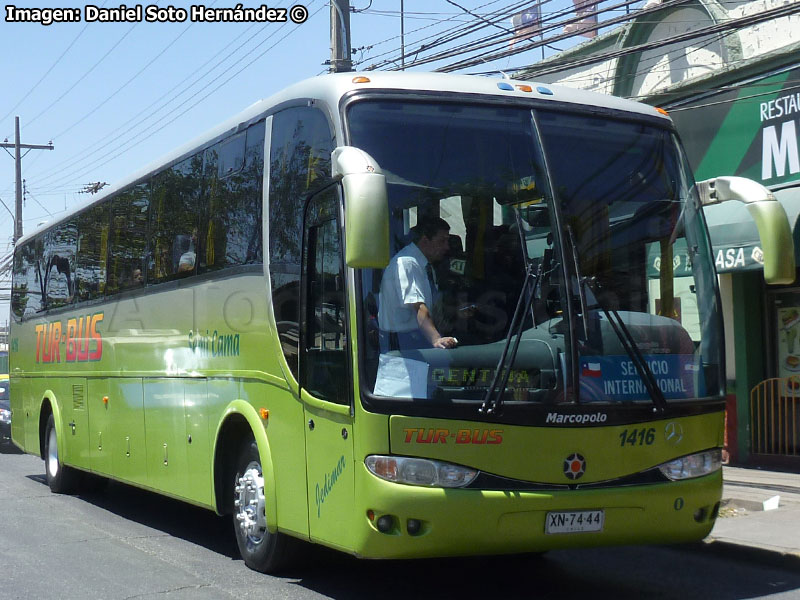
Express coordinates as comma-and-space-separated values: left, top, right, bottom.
302, 190, 348, 404
107, 184, 149, 294
43, 220, 78, 309
76, 204, 109, 302
201, 120, 264, 273
11, 241, 38, 319
11, 250, 25, 319
269, 107, 334, 377
17, 238, 43, 318
217, 131, 246, 178
148, 156, 202, 284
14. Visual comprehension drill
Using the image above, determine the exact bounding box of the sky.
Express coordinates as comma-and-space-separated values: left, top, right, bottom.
0, 0, 604, 320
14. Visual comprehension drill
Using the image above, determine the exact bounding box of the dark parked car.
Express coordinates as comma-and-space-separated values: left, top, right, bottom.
0, 375, 10, 447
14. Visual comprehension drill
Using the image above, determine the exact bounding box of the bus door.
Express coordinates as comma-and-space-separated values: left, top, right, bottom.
300, 189, 355, 546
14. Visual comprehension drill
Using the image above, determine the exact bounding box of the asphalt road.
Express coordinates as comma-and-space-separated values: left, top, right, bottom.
1, 445, 800, 600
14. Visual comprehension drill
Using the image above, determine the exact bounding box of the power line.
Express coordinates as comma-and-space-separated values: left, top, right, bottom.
429, 0, 688, 73
27, 2, 294, 191
0, 1, 105, 125
51, 0, 221, 142
513, 23, 733, 93
31, 0, 326, 196
503, 1, 800, 78
363, 0, 541, 70
353, 0, 512, 67
25, 20, 142, 128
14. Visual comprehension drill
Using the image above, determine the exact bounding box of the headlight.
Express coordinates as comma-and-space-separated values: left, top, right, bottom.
365, 455, 478, 488
0, 408, 10, 424
658, 449, 722, 481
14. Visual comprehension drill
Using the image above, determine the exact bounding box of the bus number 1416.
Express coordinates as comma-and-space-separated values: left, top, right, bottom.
619, 427, 656, 447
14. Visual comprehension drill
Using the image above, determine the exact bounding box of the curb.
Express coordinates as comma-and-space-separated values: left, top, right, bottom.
696, 538, 800, 570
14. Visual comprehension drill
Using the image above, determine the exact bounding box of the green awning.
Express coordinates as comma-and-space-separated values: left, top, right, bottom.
703, 184, 800, 274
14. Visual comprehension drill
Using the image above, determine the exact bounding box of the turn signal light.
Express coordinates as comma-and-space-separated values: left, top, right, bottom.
352, 76, 371, 84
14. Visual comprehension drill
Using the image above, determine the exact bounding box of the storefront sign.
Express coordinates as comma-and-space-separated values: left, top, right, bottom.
669, 66, 800, 187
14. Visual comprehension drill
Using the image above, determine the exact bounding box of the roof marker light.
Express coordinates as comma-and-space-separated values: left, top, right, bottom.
497, 82, 514, 91
516, 84, 533, 93
352, 76, 371, 84
537, 86, 554, 96
655, 107, 670, 116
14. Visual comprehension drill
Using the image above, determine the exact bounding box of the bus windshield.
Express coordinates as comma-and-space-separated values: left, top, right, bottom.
348, 99, 722, 410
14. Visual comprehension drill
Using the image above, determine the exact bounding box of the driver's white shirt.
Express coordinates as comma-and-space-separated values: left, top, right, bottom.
377, 242, 434, 333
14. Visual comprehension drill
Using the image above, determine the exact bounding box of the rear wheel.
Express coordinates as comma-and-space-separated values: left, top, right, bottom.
44, 414, 79, 494
232, 439, 300, 573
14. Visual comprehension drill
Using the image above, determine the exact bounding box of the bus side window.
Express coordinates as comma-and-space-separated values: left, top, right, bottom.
107, 183, 149, 295
302, 190, 348, 405
76, 204, 109, 302
11, 239, 40, 319
10, 251, 26, 319
268, 106, 334, 379
148, 155, 202, 284
43, 220, 78, 309
200, 120, 264, 274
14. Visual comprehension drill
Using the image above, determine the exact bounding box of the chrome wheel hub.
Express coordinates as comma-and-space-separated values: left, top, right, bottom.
47, 426, 59, 478
235, 461, 267, 543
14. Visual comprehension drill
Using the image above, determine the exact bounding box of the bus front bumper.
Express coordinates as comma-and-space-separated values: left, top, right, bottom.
350, 465, 722, 559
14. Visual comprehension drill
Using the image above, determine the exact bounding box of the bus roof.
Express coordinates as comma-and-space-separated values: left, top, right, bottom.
18, 71, 670, 245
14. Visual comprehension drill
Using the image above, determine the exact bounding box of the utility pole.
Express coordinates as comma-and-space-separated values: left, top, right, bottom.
400, 0, 405, 70
0, 116, 53, 243
330, 0, 352, 73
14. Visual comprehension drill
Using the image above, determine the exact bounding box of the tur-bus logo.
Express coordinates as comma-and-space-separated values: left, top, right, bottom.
34, 313, 104, 364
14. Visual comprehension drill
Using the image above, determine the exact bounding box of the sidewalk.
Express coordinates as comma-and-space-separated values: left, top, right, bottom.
704, 465, 800, 563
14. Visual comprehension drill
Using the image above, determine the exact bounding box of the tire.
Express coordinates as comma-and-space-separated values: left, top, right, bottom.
232, 439, 301, 573
44, 414, 80, 494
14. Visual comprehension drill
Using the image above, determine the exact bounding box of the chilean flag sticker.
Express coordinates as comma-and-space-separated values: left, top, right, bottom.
581, 361, 602, 378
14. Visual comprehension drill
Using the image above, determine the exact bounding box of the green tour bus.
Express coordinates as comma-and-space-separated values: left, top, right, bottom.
9, 72, 794, 573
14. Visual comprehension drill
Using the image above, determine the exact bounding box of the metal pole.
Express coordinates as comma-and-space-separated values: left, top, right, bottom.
401, 0, 405, 70
14, 117, 22, 243
0, 117, 55, 243
330, 0, 353, 72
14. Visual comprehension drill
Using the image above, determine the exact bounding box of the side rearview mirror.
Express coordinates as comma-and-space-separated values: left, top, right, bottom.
697, 176, 795, 285
332, 146, 390, 269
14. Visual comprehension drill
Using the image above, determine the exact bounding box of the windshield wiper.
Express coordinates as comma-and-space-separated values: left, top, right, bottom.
480, 260, 542, 416
564, 225, 667, 413
582, 276, 668, 413
565, 225, 590, 339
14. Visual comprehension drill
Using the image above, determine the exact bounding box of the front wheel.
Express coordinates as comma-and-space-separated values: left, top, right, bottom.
232, 439, 300, 573
44, 414, 79, 494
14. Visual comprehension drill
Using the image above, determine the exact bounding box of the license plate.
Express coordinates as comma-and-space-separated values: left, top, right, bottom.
545, 510, 604, 534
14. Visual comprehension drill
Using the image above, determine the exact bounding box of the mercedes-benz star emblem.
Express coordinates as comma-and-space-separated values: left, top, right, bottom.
665, 422, 684, 445
563, 453, 586, 480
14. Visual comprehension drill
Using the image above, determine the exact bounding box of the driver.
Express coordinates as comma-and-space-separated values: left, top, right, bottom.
378, 216, 459, 351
